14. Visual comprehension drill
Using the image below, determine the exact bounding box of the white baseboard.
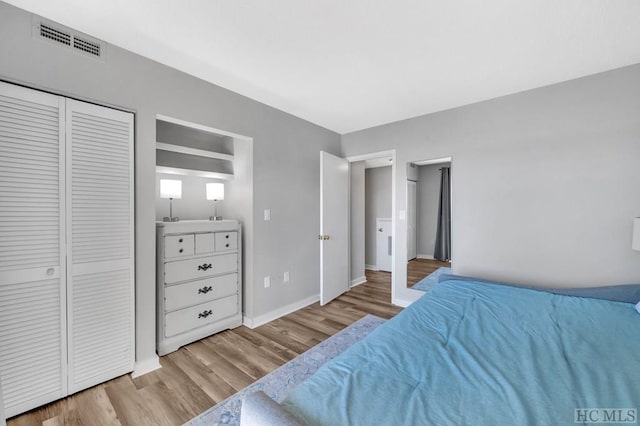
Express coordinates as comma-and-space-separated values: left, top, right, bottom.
417, 254, 434, 260
243, 294, 320, 329
350, 276, 367, 287
365, 264, 378, 271
131, 355, 162, 378
392, 298, 414, 308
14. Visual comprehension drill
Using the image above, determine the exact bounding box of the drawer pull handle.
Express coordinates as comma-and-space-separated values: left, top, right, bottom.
198, 309, 213, 319
179, 238, 183, 243
198, 263, 213, 271
225, 243, 230, 248
225, 235, 229, 239
179, 248, 184, 253
198, 286, 213, 294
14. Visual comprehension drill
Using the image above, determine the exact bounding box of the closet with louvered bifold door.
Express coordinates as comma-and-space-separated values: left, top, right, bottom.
0, 81, 134, 418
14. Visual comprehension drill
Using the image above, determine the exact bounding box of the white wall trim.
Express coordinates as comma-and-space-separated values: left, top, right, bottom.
391, 297, 413, 308
350, 276, 367, 287
131, 355, 162, 378
243, 294, 320, 329
365, 264, 378, 271
417, 254, 435, 260
412, 156, 452, 166
346, 150, 395, 163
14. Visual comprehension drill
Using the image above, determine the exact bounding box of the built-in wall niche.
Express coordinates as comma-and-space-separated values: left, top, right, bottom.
154, 115, 252, 223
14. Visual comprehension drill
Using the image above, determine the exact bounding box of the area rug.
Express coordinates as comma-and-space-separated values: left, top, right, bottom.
412, 266, 452, 292
186, 314, 386, 426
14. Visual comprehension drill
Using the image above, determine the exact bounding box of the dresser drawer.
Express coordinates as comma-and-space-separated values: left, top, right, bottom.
195, 233, 215, 255
165, 234, 194, 258
165, 273, 238, 312
164, 253, 238, 284
215, 232, 237, 251
165, 294, 238, 337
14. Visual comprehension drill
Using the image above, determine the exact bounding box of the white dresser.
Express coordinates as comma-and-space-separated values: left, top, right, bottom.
156, 220, 242, 355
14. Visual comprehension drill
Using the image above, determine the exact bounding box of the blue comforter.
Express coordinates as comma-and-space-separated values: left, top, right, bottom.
281, 279, 640, 425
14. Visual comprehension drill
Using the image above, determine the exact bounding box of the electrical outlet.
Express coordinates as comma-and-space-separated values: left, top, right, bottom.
264, 209, 271, 221
264, 276, 270, 288
284, 271, 290, 283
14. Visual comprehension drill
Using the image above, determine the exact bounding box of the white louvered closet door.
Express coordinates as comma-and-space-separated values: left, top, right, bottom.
65, 100, 134, 394
0, 82, 67, 417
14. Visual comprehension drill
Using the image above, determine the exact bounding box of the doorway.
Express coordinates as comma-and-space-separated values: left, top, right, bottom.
348, 151, 396, 297
405, 157, 452, 293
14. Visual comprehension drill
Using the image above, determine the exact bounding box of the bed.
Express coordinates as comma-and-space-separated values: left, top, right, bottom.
242, 276, 640, 425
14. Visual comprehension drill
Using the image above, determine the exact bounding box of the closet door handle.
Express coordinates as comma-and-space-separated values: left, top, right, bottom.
198, 286, 213, 294
198, 263, 212, 271
198, 309, 212, 318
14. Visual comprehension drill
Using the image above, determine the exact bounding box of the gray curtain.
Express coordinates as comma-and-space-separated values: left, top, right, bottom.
434, 167, 451, 261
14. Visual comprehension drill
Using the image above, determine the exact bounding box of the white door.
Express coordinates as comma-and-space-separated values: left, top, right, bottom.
320, 151, 349, 305
66, 100, 134, 393
0, 82, 67, 416
407, 180, 417, 260
376, 218, 392, 272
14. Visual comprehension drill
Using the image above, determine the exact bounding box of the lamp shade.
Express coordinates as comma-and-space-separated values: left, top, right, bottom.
160, 179, 182, 199
206, 183, 225, 201
633, 218, 640, 251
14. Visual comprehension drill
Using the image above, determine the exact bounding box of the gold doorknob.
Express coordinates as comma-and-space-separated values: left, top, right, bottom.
317, 235, 330, 240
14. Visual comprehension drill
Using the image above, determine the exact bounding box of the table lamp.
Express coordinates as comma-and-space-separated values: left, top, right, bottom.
206, 182, 224, 221
161, 179, 182, 222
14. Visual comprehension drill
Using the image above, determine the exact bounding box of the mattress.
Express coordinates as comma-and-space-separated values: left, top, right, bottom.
280, 278, 640, 425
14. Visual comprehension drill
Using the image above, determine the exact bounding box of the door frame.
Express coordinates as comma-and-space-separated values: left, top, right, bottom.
346, 150, 397, 303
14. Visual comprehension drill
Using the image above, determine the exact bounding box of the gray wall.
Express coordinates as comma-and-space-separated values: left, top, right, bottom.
0, 2, 341, 368
416, 163, 449, 257
365, 166, 392, 267
350, 162, 365, 282
343, 63, 640, 303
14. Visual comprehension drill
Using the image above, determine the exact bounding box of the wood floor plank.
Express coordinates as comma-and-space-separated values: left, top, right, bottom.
407, 258, 451, 286
230, 327, 298, 362
8, 274, 402, 426
168, 347, 237, 404
154, 356, 216, 414
104, 376, 169, 426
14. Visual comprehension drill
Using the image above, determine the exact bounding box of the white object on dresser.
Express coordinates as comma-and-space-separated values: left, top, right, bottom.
157, 220, 242, 355
0, 82, 135, 418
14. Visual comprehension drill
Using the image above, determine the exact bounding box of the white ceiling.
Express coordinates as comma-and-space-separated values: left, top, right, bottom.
6, 0, 640, 133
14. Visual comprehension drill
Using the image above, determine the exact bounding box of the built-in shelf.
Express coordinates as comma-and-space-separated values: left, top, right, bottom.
155, 115, 236, 180
156, 166, 234, 180
156, 142, 234, 162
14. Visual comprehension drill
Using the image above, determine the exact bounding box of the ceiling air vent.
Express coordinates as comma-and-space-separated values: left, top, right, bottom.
73, 36, 101, 57
39, 23, 71, 46
33, 17, 106, 62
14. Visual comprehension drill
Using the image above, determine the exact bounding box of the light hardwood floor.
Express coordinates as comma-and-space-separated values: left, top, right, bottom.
8, 271, 402, 426
407, 258, 451, 287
